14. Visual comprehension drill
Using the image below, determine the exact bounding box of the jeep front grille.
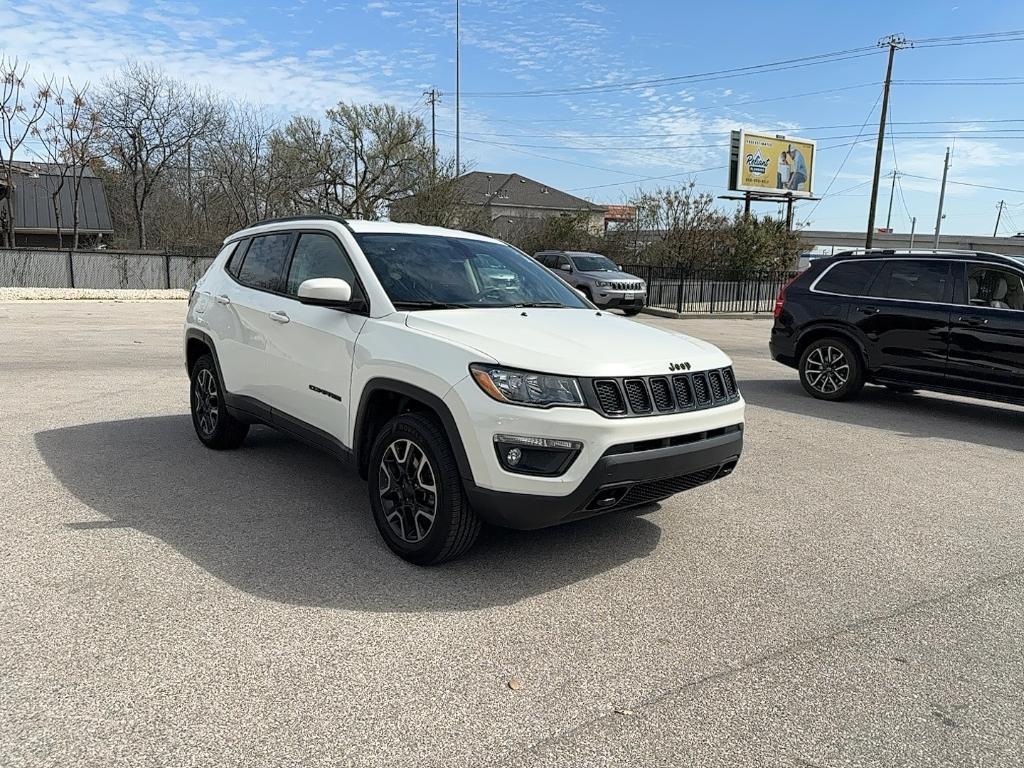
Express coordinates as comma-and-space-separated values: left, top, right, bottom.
594, 380, 626, 415
588, 367, 739, 417
623, 379, 653, 413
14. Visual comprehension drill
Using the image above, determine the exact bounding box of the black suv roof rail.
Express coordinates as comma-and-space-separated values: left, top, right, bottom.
831, 248, 1010, 260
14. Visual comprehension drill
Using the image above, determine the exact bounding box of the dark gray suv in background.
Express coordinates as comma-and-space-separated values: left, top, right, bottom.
534, 250, 647, 315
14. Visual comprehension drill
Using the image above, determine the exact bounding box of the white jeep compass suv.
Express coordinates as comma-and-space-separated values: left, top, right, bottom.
185, 217, 744, 564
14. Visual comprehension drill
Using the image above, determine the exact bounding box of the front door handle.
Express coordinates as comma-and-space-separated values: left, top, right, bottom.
856, 305, 879, 316
215, 294, 231, 305
269, 311, 290, 324
958, 315, 988, 326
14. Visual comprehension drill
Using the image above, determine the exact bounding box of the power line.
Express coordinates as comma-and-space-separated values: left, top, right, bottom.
458, 117, 1024, 141
462, 47, 882, 98
475, 82, 878, 125
800, 90, 882, 227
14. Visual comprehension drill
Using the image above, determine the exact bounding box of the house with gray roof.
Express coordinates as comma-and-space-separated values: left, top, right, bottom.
0, 161, 113, 248
438, 171, 607, 238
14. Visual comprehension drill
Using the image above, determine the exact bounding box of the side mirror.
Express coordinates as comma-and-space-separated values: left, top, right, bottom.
297, 277, 353, 307
560, 262, 573, 273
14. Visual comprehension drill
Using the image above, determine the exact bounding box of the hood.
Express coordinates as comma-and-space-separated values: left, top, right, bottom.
405, 308, 730, 377
578, 269, 641, 281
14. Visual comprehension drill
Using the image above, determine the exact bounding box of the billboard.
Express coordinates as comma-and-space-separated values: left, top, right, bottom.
729, 130, 816, 197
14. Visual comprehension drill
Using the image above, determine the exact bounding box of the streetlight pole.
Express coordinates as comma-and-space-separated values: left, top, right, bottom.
994, 200, 1005, 237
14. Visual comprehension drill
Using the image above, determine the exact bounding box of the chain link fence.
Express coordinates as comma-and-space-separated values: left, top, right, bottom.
623, 265, 799, 314
0, 248, 215, 289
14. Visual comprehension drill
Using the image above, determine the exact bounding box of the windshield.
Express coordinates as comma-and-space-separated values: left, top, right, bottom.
355, 233, 588, 309
570, 254, 618, 272
1012, 256, 1024, 267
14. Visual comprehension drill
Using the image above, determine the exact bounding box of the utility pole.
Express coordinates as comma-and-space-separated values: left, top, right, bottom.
455, 0, 461, 177
885, 170, 897, 230
909, 216, 917, 249
865, 34, 909, 249
933, 146, 951, 248
993, 200, 1005, 237
424, 88, 440, 176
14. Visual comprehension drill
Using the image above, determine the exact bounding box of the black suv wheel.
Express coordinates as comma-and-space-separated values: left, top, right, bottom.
368, 412, 481, 565
189, 353, 250, 449
798, 338, 865, 401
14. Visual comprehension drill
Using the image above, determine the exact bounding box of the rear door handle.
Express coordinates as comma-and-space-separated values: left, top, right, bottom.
269, 311, 290, 324
856, 306, 879, 315
958, 315, 988, 326
215, 294, 231, 305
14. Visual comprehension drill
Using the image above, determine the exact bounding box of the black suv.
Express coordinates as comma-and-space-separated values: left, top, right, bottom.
770, 250, 1024, 403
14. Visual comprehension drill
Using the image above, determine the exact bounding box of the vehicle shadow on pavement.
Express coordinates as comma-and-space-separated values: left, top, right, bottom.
740, 377, 1024, 452
34, 415, 662, 611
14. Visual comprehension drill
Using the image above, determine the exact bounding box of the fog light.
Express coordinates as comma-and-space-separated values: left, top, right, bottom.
493, 434, 583, 477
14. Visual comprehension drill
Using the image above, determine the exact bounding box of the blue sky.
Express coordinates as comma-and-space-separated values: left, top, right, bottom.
5, 0, 1024, 236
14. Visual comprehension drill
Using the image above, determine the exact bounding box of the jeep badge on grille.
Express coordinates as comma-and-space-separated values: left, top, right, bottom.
669, 362, 692, 372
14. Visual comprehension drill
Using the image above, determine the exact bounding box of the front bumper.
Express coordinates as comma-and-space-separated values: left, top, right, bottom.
443, 375, 744, 528
592, 289, 646, 309
465, 426, 742, 529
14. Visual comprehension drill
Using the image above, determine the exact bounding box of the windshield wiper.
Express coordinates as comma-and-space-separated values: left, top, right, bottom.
393, 300, 470, 310
511, 301, 566, 308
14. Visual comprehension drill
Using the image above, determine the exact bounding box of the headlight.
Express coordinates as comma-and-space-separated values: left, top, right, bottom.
470, 364, 584, 408
595, 280, 610, 288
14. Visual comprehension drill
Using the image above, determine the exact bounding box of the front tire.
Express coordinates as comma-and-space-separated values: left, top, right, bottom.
368, 412, 481, 565
623, 307, 643, 316
798, 338, 865, 401
189, 353, 249, 449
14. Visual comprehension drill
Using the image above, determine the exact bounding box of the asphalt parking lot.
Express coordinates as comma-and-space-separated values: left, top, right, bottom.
2, 300, 1022, 768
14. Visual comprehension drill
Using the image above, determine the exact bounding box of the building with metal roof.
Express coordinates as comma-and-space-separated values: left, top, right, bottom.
0, 161, 113, 248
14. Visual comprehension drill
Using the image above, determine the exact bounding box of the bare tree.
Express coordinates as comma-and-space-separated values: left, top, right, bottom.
0, 55, 52, 247
96, 62, 219, 248
326, 102, 432, 218
38, 79, 102, 250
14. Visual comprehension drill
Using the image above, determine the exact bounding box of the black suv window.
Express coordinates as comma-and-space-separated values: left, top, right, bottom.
966, 264, 1024, 310
236, 233, 293, 292
286, 232, 362, 299
867, 260, 951, 303
814, 260, 882, 296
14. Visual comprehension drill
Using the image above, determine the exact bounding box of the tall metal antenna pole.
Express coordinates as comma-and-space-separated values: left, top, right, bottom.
865, 34, 909, 249
455, 0, 461, 177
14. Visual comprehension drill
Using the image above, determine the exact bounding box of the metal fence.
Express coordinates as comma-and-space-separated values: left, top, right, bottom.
0, 248, 215, 289
622, 265, 798, 314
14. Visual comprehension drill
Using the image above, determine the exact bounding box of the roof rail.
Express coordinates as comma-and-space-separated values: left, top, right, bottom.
241, 214, 358, 237
831, 247, 1007, 258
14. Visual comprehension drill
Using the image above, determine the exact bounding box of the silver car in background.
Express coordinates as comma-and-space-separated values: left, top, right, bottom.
534, 250, 647, 316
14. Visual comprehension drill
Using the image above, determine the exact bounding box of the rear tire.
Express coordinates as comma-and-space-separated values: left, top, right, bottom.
798, 338, 864, 401
368, 412, 481, 565
189, 353, 249, 449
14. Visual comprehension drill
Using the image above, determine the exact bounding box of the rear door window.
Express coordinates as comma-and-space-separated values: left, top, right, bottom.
814, 260, 882, 296
966, 265, 1024, 310
867, 260, 951, 303
236, 233, 294, 292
